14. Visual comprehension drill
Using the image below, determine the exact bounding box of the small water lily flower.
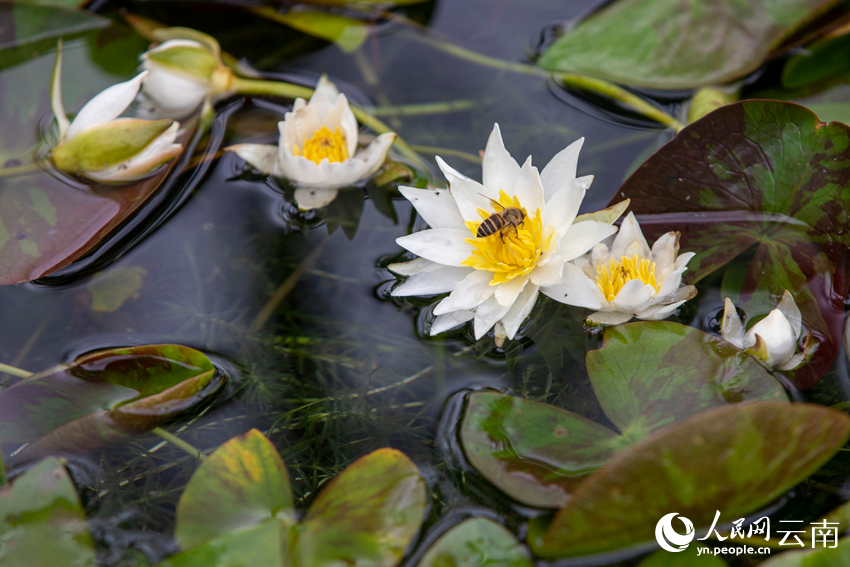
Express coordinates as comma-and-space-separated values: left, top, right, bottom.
140, 35, 234, 117
573, 212, 697, 326
721, 291, 812, 370
225, 75, 396, 210
389, 123, 622, 345
50, 45, 182, 183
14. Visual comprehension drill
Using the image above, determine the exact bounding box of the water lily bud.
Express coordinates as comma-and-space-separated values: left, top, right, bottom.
51, 48, 182, 183
744, 309, 798, 369
140, 39, 233, 116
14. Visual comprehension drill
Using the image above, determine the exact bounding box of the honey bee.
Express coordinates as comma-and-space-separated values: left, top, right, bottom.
477, 197, 525, 240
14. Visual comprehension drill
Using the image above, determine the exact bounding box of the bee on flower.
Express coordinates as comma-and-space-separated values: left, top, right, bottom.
389, 123, 625, 345
570, 212, 698, 326
721, 291, 813, 371
226, 75, 396, 210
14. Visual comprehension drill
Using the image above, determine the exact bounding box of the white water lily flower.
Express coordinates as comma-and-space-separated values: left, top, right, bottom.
226, 75, 396, 210
721, 291, 808, 370
140, 38, 233, 117
572, 212, 697, 326
50, 46, 182, 183
389, 123, 620, 344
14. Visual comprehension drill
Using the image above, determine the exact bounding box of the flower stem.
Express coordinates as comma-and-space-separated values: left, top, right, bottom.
371, 100, 477, 117
229, 77, 428, 170
400, 28, 682, 131
0, 163, 40, 179
152, 427, 207, 461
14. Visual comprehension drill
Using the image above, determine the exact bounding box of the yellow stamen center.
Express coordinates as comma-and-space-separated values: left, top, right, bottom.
293, 126, 348, 165
461, 190, 553, 286
595, 255, 659, 301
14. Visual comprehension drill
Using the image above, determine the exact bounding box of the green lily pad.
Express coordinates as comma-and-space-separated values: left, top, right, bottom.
537, 0, 841, 90
0, 345, 222, 459
783, 33, 850, 89
0, 457, 96, 566
1, 3, 109, 51
419, 518, 532, 567
529, 401, 850, 559
175, 429, 296, 550
292, 448, 427, 567
160, 521, 286, 567
759, 536, 850, 566
614, 100, 850, 389
459, 322, 786, 508
249, 7, 368, 53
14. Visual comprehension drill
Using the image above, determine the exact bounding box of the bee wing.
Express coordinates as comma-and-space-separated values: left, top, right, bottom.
478, 192, 504, 211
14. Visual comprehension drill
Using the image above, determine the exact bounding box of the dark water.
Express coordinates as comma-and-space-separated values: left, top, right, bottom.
1, 1, 847, 565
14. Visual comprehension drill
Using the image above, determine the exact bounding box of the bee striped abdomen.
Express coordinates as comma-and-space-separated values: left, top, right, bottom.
477, 215, 506, 238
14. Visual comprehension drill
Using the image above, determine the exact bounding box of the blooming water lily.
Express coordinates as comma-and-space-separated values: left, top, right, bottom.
390, 124, 622, 344
570, 212, 697, 326
721, 291, 810, 370
226, 75, 396, 210
140, 36, 233, 117
50, 45, 182, 183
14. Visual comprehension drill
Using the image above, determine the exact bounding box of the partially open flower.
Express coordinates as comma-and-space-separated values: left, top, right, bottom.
50, 45, 182, 183
225, 75, 396, 210
140, 35, 234, 117
572, 212, 697, 325
721, 291, 810, 370
389, 123, 621, 344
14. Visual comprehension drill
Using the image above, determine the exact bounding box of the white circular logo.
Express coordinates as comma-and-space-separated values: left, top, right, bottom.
655, 513, 695, 553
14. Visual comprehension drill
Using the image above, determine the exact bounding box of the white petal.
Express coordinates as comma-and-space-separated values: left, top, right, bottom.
482, 123, 521, 192
611, 279, 656, 313
320, 93, 358, 158
655, 267, 687, 300
310, 74, 341, 115
529, 255, 564, 287
473, 295, 512, 340
650, 231, 680, 280
399, 186, 465, 230
285, 102, 323, 150
557, 221, 618, 262
67, 72, 146, 139
539, 263, 603, 309
436, 156, 494, 222
431, 309, 475, 335
395, 229, 474, 267
721, 297, 746, 348
540, 137, 584, 202
433, 270, 494, 314
636, 300, 686, 321
776, 290, 802, 340
391, 264, 472, 296
226, 143, 278, 174
294, 187, 338, 210
500, 284, 539, 339
388, 258, 433, 276
745, 310, 798, 368
494, 275, 528, 308
141, 65, 209, 114
544, 183, 585, 239
674, 251, 696, 271
611, 212, 650, 259
587, 310, 634, 326
512, 158, 545, 220
350, 132, 395, 177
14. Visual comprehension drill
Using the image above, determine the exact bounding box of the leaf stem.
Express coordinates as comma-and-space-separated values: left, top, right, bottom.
399, 27, 682, 130
0, 362, 33, 379
371, 100, 477, 117
0, 163, 41, 179
151, 427, 207, 461
229, 77, 428, 169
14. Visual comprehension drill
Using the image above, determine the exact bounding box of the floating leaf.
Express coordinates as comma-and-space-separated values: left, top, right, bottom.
637, 546, 727, 566
249, 7, 368, 53
759, 536, 850, 566
0, 457, 95, 566
160, 521, 285, 567
0, 345, 222, 459
175, 429, 296, 550
529, 402, 850, 559
459, 322, 786, 507
614, 100, 850, 389
537, 0, 841, 90
87, 265, 146, 312
783, 33, 850, 89
1, 3, 109, 51
419, 518, 533, 567
292, 448, 427, 567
